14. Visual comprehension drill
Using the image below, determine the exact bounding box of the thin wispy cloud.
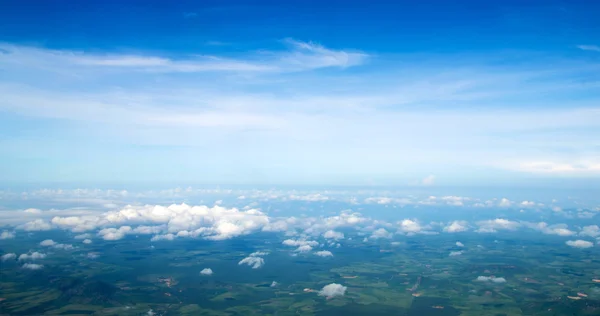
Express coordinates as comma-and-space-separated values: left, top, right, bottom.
577, 45, 600, 52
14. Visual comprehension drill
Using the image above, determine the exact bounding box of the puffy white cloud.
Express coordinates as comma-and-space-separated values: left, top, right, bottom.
524, 222, 575, 236
449, 251, 463, 256
476, 219, 520, 233
399, 219, 422, 233
51, 216, 101, 232
520, 201, 536, 207
200, 268, 213, 276
54, 243, 74, 250
0, 231, 15, 239
282, 239, 318, 247
22, 263, 44, 270
24, 208, 42, 214
249, 251, 269, 257
323, 230, 344, 240
18, 252, 46, 261
18, 219, 52, 231
150, 233, 175, 242
132, 225, 164, 235
238, 256, 265, 269
566, 240, 594, 249
318, 283, 347, 298
456, 241, 464, 247
444, 221, 469, 233
498, 198, 512, 207
315, 250, 333, 257
40, 239, 57, 246
476, 276, 506, 283
270, 281, 278, 287
295, 245, 313, 253
82, 239, 92, 244
580, 225, 600, 238
370, 228, 393, 239
1, 253, 16, 261
98, 226, 132, 240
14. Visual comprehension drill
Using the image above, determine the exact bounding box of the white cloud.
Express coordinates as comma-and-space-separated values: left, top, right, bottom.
150, 233, 175, 242
18, 252, 46, 261
270, 281, 278, 287
577, 45, 600, 52
82, 239, 92, 244
18, 219, 52, 231
421, 175, 435, 186
580, 225, 600, 238
444, 221, 469, 233
295, 245, 313, 253
74, 233, 92, 239
498, 198, 512, 207
323, 230, 344, 240
40, 239, 57, 246
315, 250, 333, 257
200, 268, 213, 276
520, 201, 536, 207
566, 240, 594, 249
24, 208, 42, 214
449, 251, 463, 256
238, 256, 265, 269
1, 253, 16, 261
0, 231, 15, 239
476, 219, 520, 233
98, 226, 132, 241
455, 241, 464, 247
22, 263, 44, 270
87, 252, 100, 259
399, 219, 422, 233
524, 222, 575, 236
370, 228, 393, 239
318, 283, 347, 298
282, 239, 319, 247
516, 161, 600, 174
476, 276, 506, 283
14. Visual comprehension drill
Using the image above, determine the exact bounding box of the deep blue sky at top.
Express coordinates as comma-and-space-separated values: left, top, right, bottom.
1, 0, 598, 54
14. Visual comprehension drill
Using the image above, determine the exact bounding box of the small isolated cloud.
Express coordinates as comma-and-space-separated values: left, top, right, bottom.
82, 239, 92, 244
456, 241, 464, 247
577, 45, 600, 52
200, 268, 213, 276
315, 250, 333, 257
566, 240, 594, 249
476, 276, 506, 283
22, 263, 44, 270
183, 12, 198, 18
74, 233, 92, 240
1, 253, 16, 261
520, 201, 536, 207
399, 219, 422, 233
498, 198, 512, 207
444, 221, 469, 233
422, 175, 435, 186
476, 219, 520, 233
0, 231, 15, 240
449, 251, 463, 257
370, 228, 393, 239
323, 230, 344, 240
295, 245, 313, 253
282, 239, 318, 247
318, 283, 347, 298
270, 281, 278, 287
580, 225, 600, 238
238, 256, 265, 269
40, 239, 57, 246
24, 208, 42, 214
18, 252, 46, 261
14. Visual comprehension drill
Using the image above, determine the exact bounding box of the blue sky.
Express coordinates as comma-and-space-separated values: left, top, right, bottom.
0, 0, 599, 188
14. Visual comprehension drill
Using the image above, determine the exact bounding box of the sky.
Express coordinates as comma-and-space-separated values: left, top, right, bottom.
0, 0, 599, 188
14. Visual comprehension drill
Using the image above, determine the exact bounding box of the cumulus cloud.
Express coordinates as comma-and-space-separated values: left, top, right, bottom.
399, 219, 422, 233
318, 283, 347, 298
476, 276, 506, 283
315, 250, 333, 257
449, 251, 463, 256
476, 219, 520, 233
82, 239, 92, 244
370, 228, 393, 239
0, 230, 15, 239
40, 239, 57, 246
323, 230, 344, 240
200, 268, 213, 276
580, 225, 600, 238
498, 198, 512, 207
18, 219, 52, 231
456, 241, 464, 247
74, 233, 92, 239
24, 208, 42, 214
282, 239, 318, 247
270, 281, 278, 287
566, 240, 594, 249
524, 222, 575, 236
444, 221, 469, 233
18, 252, 46, 261
150, 233, 175, 242
238, 256, 265, 269
98, 226, 132, 240
22, 263, 44, 270
1, 253, 17, 261
520, 201, 536, 207
295, 245, 313, 253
